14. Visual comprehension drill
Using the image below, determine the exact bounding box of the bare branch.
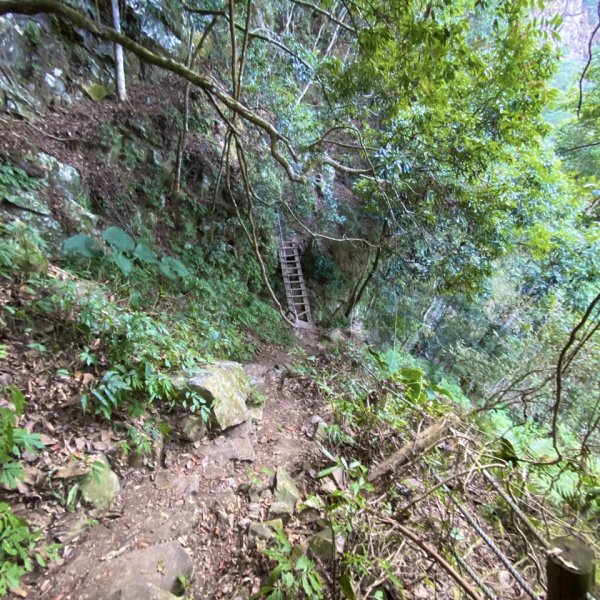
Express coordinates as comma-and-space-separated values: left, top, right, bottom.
577, 0, 600, 118
551, 292, 600, 459
289, 0, 356, 33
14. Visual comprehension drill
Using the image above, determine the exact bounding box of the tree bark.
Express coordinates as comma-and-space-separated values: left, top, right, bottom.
367, 414, 457, 483
171, 27, 194, 201
547, 537, 595, 600
110, 0, 126, 101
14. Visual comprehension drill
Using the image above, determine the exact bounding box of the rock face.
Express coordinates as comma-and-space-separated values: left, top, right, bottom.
80, 454, 120, 509
97, 541, 193, 598
199, 420, 256, 480
269, 467, 300, 523
187, 361, 252, 430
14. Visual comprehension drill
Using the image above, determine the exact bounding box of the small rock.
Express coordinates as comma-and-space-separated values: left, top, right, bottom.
80, 454, 120, 509
52, 511, 94, 544
247, 502, 261, 520
248, 519, 283, 542
297, 506, 321, 524
319, 478, 338, 494
178, 416, 207, 443
269, 467, 300, 523
313, 421, 328, 443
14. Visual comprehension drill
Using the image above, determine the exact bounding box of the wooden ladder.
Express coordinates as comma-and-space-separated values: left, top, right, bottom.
279, 239, 313, 329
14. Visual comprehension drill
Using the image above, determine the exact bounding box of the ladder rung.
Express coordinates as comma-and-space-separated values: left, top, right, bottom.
280, 238, 312, 329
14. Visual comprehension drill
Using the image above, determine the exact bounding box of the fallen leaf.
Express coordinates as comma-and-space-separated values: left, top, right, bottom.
53, 462, 89, 479
40, 434, 58, 446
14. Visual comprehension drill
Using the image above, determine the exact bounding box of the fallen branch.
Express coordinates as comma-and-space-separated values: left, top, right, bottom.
367, 414, 458, 482
373, 512, 484, 600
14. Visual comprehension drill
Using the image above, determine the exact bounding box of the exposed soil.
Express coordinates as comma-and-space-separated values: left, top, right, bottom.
20, 333, 329, 600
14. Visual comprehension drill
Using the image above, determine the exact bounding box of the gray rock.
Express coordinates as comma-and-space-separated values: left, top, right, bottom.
80, 454, 120, 509
313, 421, 328, 443
178, 416, 207, 442
318, 478, 338, 494
109, 583, 179, 599
200, 421, 255, 479
140, 510, 196, 544
269, 467, 300, 523
37, 153, 97, 229
188, 361, 252, 431
248, 519, 283, 542
98, 541, 193, 597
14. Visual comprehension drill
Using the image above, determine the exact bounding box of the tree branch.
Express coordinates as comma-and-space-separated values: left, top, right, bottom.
557, 140, 600, 153
0, 0, 371, 182
577, 0, 600, 118
289, 0, 356, 33
551, 292, 600, 460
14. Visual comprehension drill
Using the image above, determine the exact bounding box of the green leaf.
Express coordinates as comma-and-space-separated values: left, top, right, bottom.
339, 573, 357, 600
102, 226, 135, 253
63, 234, 103, 258
164, 256, 190, 278
133, 242, 158, 264
113, 254, 133, 277
7, 385, 26, 416
159, 257, 177, 280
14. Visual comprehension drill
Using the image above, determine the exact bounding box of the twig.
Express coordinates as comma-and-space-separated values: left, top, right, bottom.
372, 512, 485, 600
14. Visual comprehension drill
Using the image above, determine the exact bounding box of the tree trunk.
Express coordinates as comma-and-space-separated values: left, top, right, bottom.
171, 27, 194, 201
547, 537, 595, 600
111, 0, 126, 101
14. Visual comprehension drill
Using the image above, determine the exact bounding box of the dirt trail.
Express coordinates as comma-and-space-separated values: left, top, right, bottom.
38, 333, 326, 599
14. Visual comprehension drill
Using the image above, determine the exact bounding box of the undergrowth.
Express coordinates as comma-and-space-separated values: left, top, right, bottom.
0, 217, 293, 592
266, 339, 600, 598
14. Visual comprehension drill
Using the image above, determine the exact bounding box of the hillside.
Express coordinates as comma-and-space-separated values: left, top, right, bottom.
0, 0, 599, 599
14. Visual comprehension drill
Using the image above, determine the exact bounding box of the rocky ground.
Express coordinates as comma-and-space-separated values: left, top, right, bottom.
12, 334, 332, 600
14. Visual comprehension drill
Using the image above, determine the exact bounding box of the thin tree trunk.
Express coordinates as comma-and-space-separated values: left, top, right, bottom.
171, 27, 194, 201
111, 0, 126, 101
343, 219, 387, 318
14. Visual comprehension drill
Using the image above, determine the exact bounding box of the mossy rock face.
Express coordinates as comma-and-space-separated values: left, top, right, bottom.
83, 81, 110, 101
187, 361, 251, 431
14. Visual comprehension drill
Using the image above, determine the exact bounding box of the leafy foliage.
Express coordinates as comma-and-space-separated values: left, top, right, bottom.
258, 529, 323, 599
0, 386, 43, 489
0, 502, 59, 596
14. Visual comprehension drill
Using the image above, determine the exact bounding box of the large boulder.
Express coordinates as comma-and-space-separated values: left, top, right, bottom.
186, 361, 252, 431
